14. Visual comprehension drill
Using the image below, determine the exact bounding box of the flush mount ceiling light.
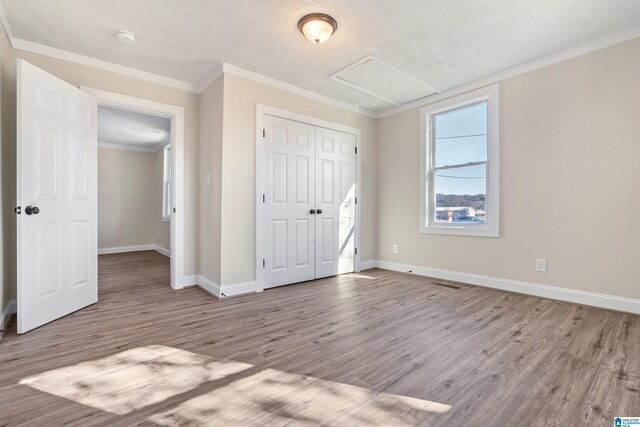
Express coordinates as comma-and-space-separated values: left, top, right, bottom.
298, 13, 337, 44
116, 29, 136, 44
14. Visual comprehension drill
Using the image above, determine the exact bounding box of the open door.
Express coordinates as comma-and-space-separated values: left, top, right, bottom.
17, 60, 98, 334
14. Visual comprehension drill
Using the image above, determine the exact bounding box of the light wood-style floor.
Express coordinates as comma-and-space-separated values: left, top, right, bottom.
0, 251, 638, 426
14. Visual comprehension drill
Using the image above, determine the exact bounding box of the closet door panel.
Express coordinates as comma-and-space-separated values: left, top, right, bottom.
315, 127, 356, 278
263, 115, 316, 289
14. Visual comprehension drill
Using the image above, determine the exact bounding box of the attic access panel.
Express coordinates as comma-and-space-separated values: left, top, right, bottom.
331, 56, 439, 106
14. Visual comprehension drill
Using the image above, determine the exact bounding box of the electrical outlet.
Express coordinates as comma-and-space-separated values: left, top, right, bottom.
392, 244, 398, 254
536, 258, 547, 273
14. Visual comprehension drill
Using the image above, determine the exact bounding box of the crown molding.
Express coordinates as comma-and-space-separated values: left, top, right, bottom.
10, 38, 199, 93
216, 63, 377, 118
2, 1, 638, 120
372, 25, 640, 119
0, 3, 198, 93
0, 1, 14, 40
1, 2, 375, 117
194, 64, 224, 93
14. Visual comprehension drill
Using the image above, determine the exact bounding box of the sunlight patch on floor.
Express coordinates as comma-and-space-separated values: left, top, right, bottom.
343, 273, 377, 279
19, 345, 252, 415
148, 368, 451, 426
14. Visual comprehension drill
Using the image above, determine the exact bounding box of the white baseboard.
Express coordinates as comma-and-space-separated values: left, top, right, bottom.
183, 275, 199, 286
183, 275, 255, 299
98, 244, 171, 257
220, 281, 257, 298
98, 244, 156, 255
1, 299, 17, 330
196, 275, 222, 298
154, 245, 171, 257
373, 260, 640, 315
184, 275, 220, 298
360, 260, 377, 270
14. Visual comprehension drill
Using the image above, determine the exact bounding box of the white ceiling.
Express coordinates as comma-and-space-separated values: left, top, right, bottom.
2, 0, 640, 112
98, 105, 169, 151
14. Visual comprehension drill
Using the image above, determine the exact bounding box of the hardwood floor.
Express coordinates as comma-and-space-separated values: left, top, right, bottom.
0, 251, 638, 426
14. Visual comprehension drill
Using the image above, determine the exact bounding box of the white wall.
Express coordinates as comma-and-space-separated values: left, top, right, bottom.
376, 37, 640, 300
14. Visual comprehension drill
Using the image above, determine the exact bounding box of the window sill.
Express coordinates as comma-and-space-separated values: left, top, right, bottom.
421, 224, 499, 238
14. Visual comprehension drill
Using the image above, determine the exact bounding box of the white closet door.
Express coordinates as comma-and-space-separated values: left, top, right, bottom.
263, 115, 316, 289
315, 127, 357, 278
17, 60, 98, 333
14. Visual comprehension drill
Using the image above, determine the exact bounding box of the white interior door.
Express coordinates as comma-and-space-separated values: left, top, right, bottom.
260, 113, 357, 289
263, 115, 316, 289
315, 127, 357, 278
17, 59, 98, 334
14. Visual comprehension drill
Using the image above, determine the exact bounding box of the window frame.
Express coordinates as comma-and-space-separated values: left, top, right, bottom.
419, 84, 500, 237
162, 144, 172, 222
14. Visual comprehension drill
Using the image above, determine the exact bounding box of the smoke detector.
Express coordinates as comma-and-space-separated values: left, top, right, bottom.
116, 30, 136, 44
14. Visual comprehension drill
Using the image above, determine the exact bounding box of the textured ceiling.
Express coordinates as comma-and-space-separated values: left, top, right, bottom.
98, 105, 169, 150
2, 0, 640, 111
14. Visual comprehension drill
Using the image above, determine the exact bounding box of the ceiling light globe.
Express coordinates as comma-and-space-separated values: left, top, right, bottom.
298, 14, 337, 44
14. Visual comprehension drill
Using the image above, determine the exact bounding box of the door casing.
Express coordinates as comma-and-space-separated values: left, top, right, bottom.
81, 87, 186, 290
255, 105, 362, 292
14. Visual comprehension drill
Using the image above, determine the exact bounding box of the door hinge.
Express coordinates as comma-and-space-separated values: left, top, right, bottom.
355, 197, 358, 204
173, 208, 176, 213
355, 248, 358, 255
263, 129, 266, 138
262, 194, 265, 203
14, 206, 21, 214
355, 147, 358, 154
262, 258, 265, 268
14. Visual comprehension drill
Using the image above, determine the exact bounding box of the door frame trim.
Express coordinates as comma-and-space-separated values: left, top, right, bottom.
81, 87, 186, 290
255, 104, 362, 292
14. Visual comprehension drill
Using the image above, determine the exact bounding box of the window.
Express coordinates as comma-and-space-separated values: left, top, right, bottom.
420, 85, 499, 237
162, 144, 172, 221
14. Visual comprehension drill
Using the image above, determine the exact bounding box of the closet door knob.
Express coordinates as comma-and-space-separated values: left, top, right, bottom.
316, 209, 323, 214
25, 206, 40, 215
309, 209, 316, 214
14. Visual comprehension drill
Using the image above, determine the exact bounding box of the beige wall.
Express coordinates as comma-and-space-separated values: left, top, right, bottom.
98, 147, 157, 249
0, 28, 198, 307
376, 38, 640, 300
198, 76, 224, 284
0, 26, 15, 310
2, 18, 639, 308
219, 73, 377, 285
0, 24, 8, 312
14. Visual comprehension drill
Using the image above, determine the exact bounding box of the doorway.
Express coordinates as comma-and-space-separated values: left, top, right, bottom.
96, 105, 172, 270
256, 106, 362, 291
15, 59, 186, 333
82, 87, 185, 291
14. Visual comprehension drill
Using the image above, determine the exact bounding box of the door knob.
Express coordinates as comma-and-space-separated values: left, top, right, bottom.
316, 209, 323, 214
25, 206, 39, 215
309, 209, 316, 214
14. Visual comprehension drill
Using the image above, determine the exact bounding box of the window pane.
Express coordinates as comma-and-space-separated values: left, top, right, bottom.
164, 182, 172, 217
434, 102, 487, 167
434, 164, 486, 223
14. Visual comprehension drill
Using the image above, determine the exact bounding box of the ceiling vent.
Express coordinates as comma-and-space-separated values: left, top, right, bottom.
331, 55, 439, 106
